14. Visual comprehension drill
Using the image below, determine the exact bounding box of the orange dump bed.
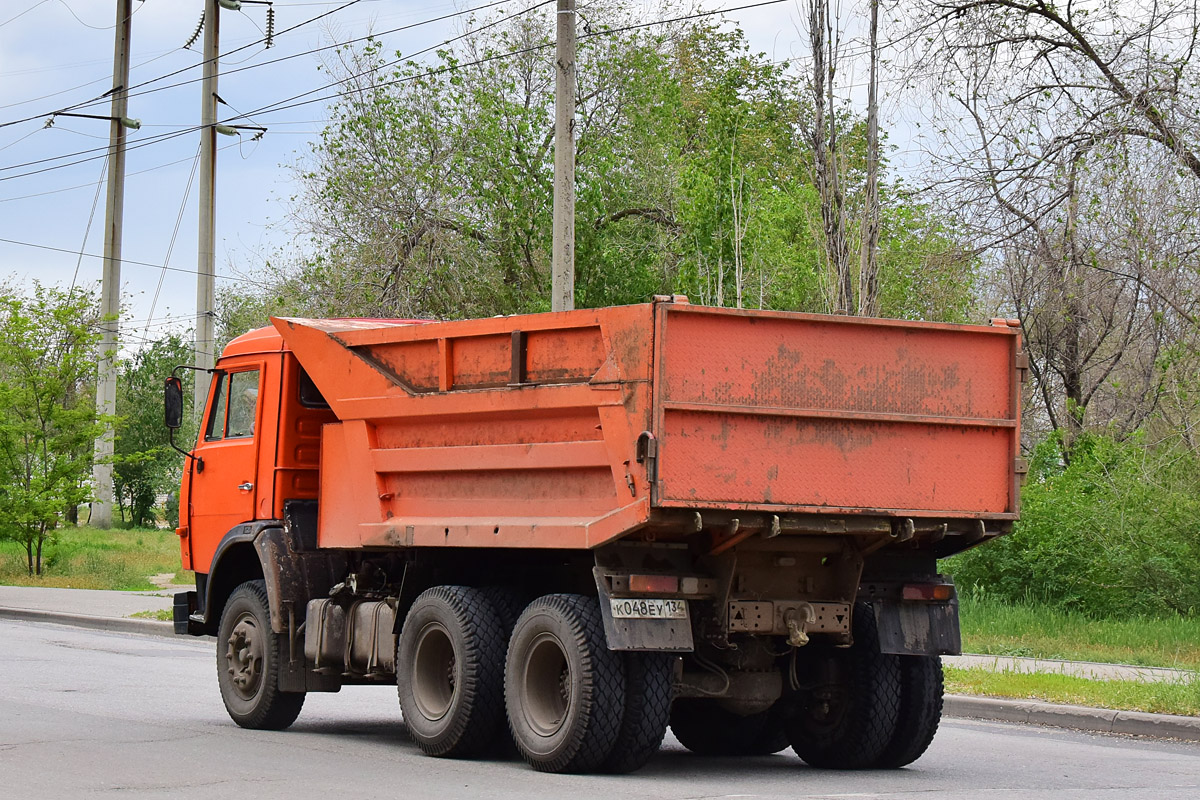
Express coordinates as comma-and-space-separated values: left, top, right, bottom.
273, 301, 1022, 552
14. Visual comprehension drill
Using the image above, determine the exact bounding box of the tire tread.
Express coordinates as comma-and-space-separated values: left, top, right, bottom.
602, 652, 673, 773
397, 585, 507, 758
875, 654, 944, 768
787, 602, 901, 769
506, 593, 625, 774
217, 579, 305, 731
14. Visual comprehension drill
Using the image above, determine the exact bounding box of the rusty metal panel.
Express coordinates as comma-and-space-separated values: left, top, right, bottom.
274, 307, 657, 551
653, 305, 1021, 517
727, 601, 851, 635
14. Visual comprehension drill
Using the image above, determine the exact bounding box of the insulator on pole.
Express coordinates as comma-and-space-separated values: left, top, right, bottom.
183, 12, 204, 50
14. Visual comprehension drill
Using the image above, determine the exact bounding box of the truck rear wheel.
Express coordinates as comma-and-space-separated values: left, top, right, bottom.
397, 586, 507, 758
875, 655, 944, 768
669, 699, 790, 756
785, 603, 901, 769
601, 652, 674, 773
216, 580, 305, 730
504, 594, 625, 773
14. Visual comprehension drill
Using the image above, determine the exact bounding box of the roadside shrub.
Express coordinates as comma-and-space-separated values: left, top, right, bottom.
946, 432, 1200, 617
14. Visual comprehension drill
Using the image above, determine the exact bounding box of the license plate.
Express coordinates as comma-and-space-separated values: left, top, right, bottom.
609, 597, 688, 620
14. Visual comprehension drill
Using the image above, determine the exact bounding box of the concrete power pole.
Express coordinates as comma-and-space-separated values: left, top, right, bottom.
194, 0, 220, 418
91, 0, 135, 529
550, 0, 576, 312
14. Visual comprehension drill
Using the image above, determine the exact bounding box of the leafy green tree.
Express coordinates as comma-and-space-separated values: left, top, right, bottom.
114, 333, 194, 528
0, 286, 102, 575
947, 431, 1200, 616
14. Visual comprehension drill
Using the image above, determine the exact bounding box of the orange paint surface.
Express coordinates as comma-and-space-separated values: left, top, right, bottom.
182, 301, 1021, 569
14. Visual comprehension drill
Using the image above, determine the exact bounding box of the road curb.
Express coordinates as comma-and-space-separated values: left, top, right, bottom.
945, 694, 1200, 742
0, 606, 175, 638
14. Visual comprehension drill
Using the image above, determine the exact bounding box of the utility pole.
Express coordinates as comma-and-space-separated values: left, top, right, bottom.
550, 0, 575, 312
91, 0, 134, 529
194, 0, 220, 418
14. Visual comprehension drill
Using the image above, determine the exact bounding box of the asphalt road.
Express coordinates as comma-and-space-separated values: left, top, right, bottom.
2, 620, 1198, 799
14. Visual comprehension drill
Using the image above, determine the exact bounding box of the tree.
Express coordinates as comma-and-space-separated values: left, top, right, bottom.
804, 0, 853, 313
0, 286, 102, 575
114, 333, 194, 528
901, 0, 1200, 451
914, 1, 1200, 180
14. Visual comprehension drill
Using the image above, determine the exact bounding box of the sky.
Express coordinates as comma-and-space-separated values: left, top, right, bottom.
0, 0, 875, 351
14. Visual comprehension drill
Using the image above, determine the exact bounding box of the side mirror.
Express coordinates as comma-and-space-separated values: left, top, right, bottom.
164, 376, 184, 429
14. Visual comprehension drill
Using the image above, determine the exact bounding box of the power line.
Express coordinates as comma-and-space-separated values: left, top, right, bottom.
0, 127, 201, 180
54, 0, 141, 31
229, 0, 790, 123
0, 235, 277, 291
0, 0, 51, 29
0, 46, 180, 112
142, 143, 202, 340
0, 0, 367, 130
0, 0, 542, 180
221, 0, 556, 124
0, 0, 786, 182
60, 0, 517, 114
0, 0, 518, 177
0, 125, 43, 153
0, 140, 241, 203
68, 154, 109, 292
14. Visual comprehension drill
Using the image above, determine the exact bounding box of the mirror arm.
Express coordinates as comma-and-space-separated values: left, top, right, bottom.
169, 428, 204, 473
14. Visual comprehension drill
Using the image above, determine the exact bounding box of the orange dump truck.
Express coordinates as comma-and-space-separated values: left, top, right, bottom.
165, 297, 1023, 774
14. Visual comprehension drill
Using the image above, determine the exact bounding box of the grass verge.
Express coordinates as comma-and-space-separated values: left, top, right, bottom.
959, 594, 1200, 671
945, 666, 1200, 717
129, 609, 174, 622
0, 526, 182, 592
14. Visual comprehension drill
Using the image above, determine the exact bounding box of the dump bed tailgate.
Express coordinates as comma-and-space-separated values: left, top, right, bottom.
651, 304, 1022, 518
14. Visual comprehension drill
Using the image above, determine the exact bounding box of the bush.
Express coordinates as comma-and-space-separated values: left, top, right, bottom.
946, 432, 1200, 617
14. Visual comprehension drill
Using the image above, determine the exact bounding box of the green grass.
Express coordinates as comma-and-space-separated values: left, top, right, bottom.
959, 593, 1200, 671
945, 666, 1200, 717
0, 526, 183, 592
129, 609, 174, 621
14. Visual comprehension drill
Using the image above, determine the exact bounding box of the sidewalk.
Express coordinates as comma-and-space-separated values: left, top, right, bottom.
0, 585, 174, 637
944, 653, 1196, 684
1, 585, 1198, 742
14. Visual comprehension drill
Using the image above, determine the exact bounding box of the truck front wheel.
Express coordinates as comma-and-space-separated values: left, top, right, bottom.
216, 580, 305, 730
396, 586, 507, 758
504, 594, 626, 773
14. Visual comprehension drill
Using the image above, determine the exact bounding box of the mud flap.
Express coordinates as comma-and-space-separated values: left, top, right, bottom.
593, 567, 694, 652
869, 599, 961, 656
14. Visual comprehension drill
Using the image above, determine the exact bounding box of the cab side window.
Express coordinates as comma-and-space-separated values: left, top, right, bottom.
205, 370, 260, 440
205, 374, 228, 441
226, 371, 259, 437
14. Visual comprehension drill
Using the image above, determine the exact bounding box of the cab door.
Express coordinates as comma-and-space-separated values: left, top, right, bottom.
188, 363, 263, 573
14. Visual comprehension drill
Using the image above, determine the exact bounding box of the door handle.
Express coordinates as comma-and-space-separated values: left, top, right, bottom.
237, 482, 253, 492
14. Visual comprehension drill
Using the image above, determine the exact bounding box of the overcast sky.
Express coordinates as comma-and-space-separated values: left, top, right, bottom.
0, 0, 860, 349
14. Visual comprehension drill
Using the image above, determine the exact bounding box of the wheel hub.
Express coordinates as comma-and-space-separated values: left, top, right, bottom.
225, 613, 264, 701
412, 623, 457, 721
523, 632, 571, 737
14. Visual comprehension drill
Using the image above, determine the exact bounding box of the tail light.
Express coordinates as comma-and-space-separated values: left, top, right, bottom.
902, 583, 953, 601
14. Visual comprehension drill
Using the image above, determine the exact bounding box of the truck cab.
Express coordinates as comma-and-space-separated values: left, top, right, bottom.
177, 327, 335, 581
